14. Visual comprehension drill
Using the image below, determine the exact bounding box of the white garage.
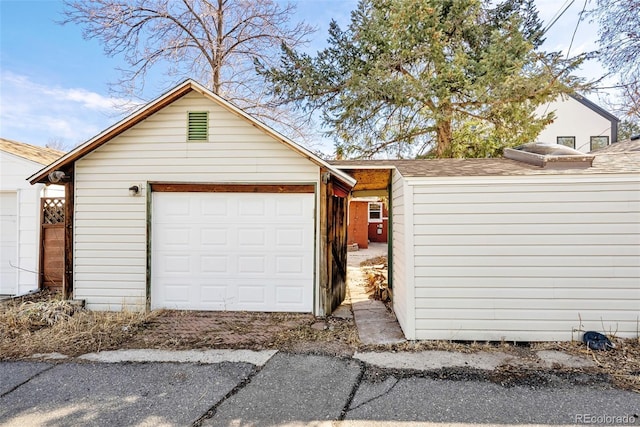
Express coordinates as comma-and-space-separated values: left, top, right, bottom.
1, 139, 64, 297
28, 80, 354, 315
151, 191, 315, 312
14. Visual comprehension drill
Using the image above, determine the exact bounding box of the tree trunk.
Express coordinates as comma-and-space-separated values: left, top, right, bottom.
435, 114, 453, 158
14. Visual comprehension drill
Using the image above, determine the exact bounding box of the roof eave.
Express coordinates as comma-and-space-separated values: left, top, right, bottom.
28, 79, 355, 188
29, 81, 195, 184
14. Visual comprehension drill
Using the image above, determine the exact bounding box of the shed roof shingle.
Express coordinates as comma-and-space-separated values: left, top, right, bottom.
331, 148, 640, 177
0, 138, 65, 165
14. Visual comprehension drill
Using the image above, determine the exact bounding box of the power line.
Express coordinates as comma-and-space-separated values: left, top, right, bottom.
566, 0, 589, 59
542, 0, 575, 35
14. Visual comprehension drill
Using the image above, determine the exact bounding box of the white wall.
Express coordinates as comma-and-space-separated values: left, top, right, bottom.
0, 151, 63, 295
74, 91, 320, 311
406, 174, 640, 341
536, 96, 614, 153
391, 170, 415, 339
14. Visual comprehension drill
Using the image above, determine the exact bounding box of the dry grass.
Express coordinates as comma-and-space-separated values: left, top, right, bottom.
360, 256, 387, 268
533, 336, 640, 393
0, 292, 157, 359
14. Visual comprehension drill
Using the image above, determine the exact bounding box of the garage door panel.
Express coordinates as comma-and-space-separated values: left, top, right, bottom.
163, 283, 191, 303
237, 228, 266, 247
201, 199, 228, 217
1, 192, 18, 295
238, 199, 266, 216
276, 287, 304, 304
275, 255, 308, 274
200, 227, 229, 247
201, 255, 229, 273
275, 227, 307, 247
237, 256, 266, 274
152, 192, 314, 312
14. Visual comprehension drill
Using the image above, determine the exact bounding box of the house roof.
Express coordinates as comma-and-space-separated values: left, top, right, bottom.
0, 138, 65, 166
589, 138, 640, 154
331, 149, 640, 178
28, 79, 356, 187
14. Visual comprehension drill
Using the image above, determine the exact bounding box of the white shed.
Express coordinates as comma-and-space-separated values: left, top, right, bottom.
29, 80, 355, 315
334, 141, 640, 342
0, 139, 64, 296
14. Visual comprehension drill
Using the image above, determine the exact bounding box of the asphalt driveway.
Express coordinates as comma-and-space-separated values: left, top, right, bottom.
1, 352, 638, 427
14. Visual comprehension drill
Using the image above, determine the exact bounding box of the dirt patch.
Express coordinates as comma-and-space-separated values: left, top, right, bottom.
122, 310, 359, 357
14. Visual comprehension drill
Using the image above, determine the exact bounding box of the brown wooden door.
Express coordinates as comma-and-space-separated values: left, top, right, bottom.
41, 225, 64, 291
40, 198, 65, 292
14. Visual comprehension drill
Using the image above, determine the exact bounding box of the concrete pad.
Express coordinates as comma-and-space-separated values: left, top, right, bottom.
30, 353, 69, 360
0, 361, 254, 426
354, 351, 511, 371
535, 350, 596, 369
352, 305, 406, 345
78, 349, 276, 366
0, 362, 52, 396
204, 353, 362, 426
344, 376, 639, 424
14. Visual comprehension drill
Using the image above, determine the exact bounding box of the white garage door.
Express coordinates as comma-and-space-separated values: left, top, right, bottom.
152, 192, 315, 312
0, 192, 18, 295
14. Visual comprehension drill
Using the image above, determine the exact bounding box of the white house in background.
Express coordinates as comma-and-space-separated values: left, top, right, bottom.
536, 93, 620, 153
0, 138, 64, 296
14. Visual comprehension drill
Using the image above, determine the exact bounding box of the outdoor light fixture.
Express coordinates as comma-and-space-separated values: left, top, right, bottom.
128, 185, 140, 196
48, 170, 69, 183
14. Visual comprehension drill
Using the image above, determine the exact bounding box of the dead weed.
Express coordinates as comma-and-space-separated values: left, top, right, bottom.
533, 337, 640, 393
0, 293, 157, 359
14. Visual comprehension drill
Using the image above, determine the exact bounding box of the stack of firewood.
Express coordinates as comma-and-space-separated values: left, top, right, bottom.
364, 265, 391, 302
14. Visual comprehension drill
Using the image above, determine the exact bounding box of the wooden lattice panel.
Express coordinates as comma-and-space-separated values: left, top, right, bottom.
42, 198, 65, 224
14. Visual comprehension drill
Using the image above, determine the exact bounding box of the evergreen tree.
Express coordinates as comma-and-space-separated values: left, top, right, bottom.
260, 0, 586, 158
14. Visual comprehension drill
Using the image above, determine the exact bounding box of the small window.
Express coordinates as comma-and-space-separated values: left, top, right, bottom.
368, 202, 382, 223
590, 136, 609, 151
188, 111, 208, 141
557, 136, 575, 149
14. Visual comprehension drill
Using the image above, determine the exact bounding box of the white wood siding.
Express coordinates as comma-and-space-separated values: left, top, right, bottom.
74, 92, 320, 310
407, 175, 640, 341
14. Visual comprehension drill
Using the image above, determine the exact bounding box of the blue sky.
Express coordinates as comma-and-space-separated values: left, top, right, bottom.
0, 0, 607, 152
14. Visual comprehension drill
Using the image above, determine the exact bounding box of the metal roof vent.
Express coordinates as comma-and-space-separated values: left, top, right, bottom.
504, 143, 594, 169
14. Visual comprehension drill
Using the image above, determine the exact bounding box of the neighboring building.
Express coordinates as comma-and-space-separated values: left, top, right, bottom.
333, 142, 640, 342
347, 198, 388, 249
536, 94, 619, 153
29, 80, 355, 315
0, 138, 64, 296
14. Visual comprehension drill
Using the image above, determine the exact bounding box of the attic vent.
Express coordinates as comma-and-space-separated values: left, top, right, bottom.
188, 111, 208, 141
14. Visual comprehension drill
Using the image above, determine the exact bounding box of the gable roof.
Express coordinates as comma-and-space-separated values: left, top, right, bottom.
569, 93, 619, 124
28, 79, 355, 187
0, 138, 65, 166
